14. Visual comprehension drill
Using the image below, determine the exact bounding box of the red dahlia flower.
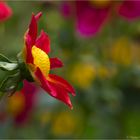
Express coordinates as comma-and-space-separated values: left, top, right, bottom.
0, 2, 12, 22
23, 12, 75, 109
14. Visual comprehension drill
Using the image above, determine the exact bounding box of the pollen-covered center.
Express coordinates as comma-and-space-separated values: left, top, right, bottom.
32, 45, 50, 76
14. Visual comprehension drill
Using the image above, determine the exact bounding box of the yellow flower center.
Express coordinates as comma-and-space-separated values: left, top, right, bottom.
32, 45, 50, 77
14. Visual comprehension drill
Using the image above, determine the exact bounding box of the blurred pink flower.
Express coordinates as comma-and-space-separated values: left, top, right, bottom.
118, 0, 140, 20
61, 1, 140, 37
14, 80, 37, 126
0, 2, 12, 22
75, 1, 110, 37
60, 2, 72, 18
7, 80, 37, 126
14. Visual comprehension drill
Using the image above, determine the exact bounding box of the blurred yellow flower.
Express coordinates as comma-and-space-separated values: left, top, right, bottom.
97, 65, 117, 79
7, 92, 25, 116
131, 42, 140, 65
111, 37, 132, 66
69, 63, 96, 89
97, 65, 110, 79
90, 0, 111, 7
40, 112, 52, 127
51, 111, 78, 136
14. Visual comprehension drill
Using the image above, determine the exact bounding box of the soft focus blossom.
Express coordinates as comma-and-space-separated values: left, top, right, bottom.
75, 1, 110, 37
40, 112, 52, 127
61, 0, 140, 37
60, 2, 73, 18
51, 111, 78, 136
68, 63, 96, 89
110, 37, 140, 66
23, 12, 75, 109
131, 42, 140, 65
0, 2, 12, 22
97, 65, 110, 79
97, 65, 117, 79
111, 37, 132, 66
90, 0, 111, 8
7, 80, 37, 125
118, 0, 140, 21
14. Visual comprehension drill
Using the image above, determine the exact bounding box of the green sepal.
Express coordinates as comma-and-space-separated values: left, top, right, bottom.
17, 52, 34, 82
16, 82, 23, 91
0, 53, 12, 63
0, 61, 18, 71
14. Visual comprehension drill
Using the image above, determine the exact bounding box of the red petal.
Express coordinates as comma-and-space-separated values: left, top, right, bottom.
28, 14, 37, 45
24, 34, 33, 63
48, 74, 76, 96
35, 12, 42, 20
48, 80, 73, 109
35, 68, 73, 109
35, 68, 52, 93
35, 30, 50, 53
0, 2, 12, 22
24, 12, 42, 63
50, 57, 63, 69
118, 0, 140, 21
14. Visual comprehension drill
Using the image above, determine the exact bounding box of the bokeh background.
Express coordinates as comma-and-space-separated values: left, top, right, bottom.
0, 1, 140, 139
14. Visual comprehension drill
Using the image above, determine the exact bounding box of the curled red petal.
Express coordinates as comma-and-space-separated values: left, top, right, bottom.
35, 68, 73, 109
48, 74, 76, 96
118, 0, 140, 21
0, 2, 12, 22
35, 30, 51, 53
48, 80, 73, 109
50, 57, 63, 69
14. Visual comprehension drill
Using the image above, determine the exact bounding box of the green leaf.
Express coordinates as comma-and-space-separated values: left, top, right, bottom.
0, 62, 18, 71
0, 72, 20, 93
0, 53, 12, 63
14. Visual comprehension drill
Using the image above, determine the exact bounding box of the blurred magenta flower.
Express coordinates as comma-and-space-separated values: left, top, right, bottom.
61, 1, 140, 37
23, 12, 75, 109
7, 80, 37, 126
0, 1, 12, 22
14, 80, 37, 125
118, 0, 140, 20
